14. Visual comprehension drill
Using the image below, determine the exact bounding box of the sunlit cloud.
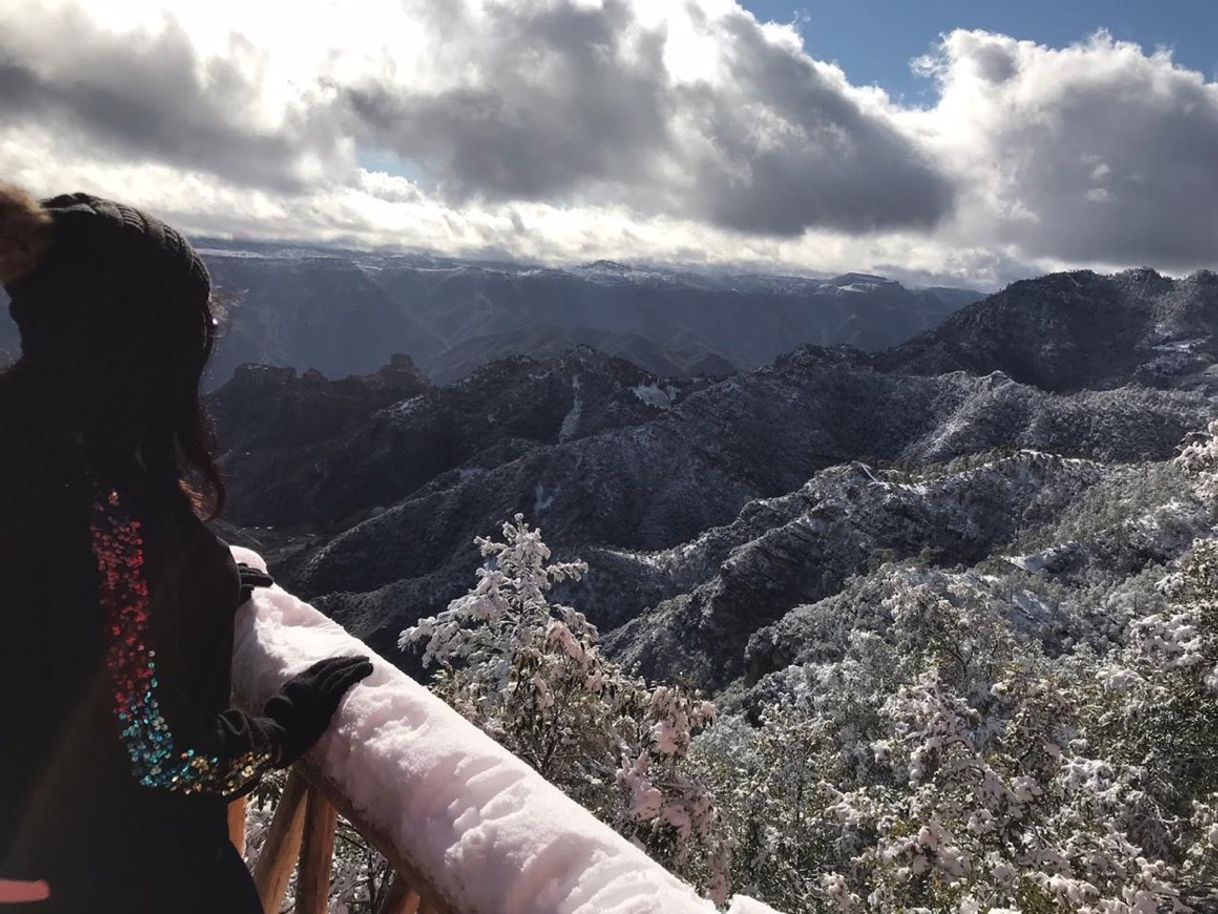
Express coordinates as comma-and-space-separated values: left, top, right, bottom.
2, 1, 1216, 288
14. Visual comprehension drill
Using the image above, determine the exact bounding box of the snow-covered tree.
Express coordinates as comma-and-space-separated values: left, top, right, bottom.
400, 514, 731, 902
240, 422, 1218, 914
696, 564, 1209, 913
689, 424, 1218, 913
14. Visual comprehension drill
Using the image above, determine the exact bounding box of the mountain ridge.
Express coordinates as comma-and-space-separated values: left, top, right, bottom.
880, 267, 1218, 392
208, 265, 1218, 689
187, 243, 981, 388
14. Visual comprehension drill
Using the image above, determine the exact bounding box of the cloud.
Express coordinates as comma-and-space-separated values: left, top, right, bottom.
343, 1, 955, 236
678, 13, 955, 235
345, 2, 677, 204
1, 3, 1217, 287
915, 29, 1218, 270
0, 4, 350, 190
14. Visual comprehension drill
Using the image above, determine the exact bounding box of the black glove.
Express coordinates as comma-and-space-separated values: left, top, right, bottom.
262, 655, 374, 768
237, 562, 275, 603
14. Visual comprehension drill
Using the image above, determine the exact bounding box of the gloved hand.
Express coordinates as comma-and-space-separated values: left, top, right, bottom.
262, 655, 374, 768
237, 562, 275, 604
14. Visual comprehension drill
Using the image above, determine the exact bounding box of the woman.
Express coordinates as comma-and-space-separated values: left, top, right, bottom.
0, 185, 373, 912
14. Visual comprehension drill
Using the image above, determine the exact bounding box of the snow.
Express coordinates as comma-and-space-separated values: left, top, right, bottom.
725, 898, 783, 914
383, 394, 427, 419
534, 483, 558, 515
559, 376, 583, 442
195, 246, 344, 261
631, 382, 676, 409
229, 546, 781, 914
1005, 554, 1043, 573
194, 247, 280, 259
1154, 338, 1204, 352
1012, 589, 1054, 626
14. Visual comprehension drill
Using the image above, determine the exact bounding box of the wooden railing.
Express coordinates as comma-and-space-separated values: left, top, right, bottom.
226, 544, 778, 914
228, 763, 454, 914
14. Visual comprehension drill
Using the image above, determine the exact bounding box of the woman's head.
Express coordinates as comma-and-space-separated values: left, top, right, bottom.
0, 183, 226, 519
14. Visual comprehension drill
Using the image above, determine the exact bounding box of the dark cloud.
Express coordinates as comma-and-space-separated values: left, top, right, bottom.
971, 42, 1018, 84
5, 4, 1218, 279
345, 2, 676, 202
1012, 80, 1218, 267
0, 7, 346, 191
0, 1, 958, 238
342, 1, 956, 236
683, 15, 956, 235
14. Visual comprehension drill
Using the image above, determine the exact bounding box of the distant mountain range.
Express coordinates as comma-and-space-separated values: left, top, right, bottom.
208, 266, 1218, 699
90, 241, 973, 388
0, 242, 978, 384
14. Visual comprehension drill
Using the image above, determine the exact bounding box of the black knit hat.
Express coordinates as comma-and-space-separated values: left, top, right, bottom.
0, 191, 217, 464
4, 192, 211, 362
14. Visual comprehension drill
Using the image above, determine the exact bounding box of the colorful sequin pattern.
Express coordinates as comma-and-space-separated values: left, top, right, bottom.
88, 477, 273, 797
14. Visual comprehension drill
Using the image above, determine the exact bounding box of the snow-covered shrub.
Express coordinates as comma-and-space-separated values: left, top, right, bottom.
239, 424, 1218, 913
685, 427, 1218, 912
1177, 419, 1218, 499
696, 556, 1217, 914
400, 514, 731, 902
693, 702, 843, 908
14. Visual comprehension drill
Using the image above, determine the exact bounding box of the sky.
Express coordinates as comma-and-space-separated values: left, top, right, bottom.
746, 1, 1218, 103
2, 0, 1218, 290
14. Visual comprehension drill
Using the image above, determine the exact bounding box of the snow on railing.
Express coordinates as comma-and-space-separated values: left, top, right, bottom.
227, 546, 781, 914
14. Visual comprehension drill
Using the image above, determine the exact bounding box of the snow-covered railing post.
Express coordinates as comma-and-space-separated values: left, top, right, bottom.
228, 794, 248, 856
227, 546, 782, 914
250, 769, 308, 912
297, 783, 339, 914
229, 746, 455, 913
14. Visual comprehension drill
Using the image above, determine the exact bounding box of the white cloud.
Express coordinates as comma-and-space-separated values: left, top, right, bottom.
2, 2, 1217, 289
913, 29, 1218, 272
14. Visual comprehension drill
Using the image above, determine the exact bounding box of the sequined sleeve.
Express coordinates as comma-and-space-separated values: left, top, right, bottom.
89, 479, 278, 798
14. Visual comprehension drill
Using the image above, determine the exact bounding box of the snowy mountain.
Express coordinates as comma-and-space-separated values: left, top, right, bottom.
208, 266, 1218, 690
212, 346, 711, 532
185, 241, 978, 388
24, 256, 1209, 907
882, 267, 1218, 392
0, 242, 977, 387
606, 449, 1209, 699
425, 324, 737, 385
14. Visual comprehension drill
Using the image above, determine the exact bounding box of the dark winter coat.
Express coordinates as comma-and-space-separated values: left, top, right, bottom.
0, 440, 274, 913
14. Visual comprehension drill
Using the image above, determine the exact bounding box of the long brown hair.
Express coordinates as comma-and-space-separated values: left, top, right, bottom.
127, 291, 229, 521
0, 293, 228, 521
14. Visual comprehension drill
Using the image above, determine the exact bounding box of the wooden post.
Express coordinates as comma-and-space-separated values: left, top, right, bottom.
298, 762, 459, 914
376, 873, 422, 914
227, 795, 248, 856
253, 769, 309, 914
296, 788, 338, 914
